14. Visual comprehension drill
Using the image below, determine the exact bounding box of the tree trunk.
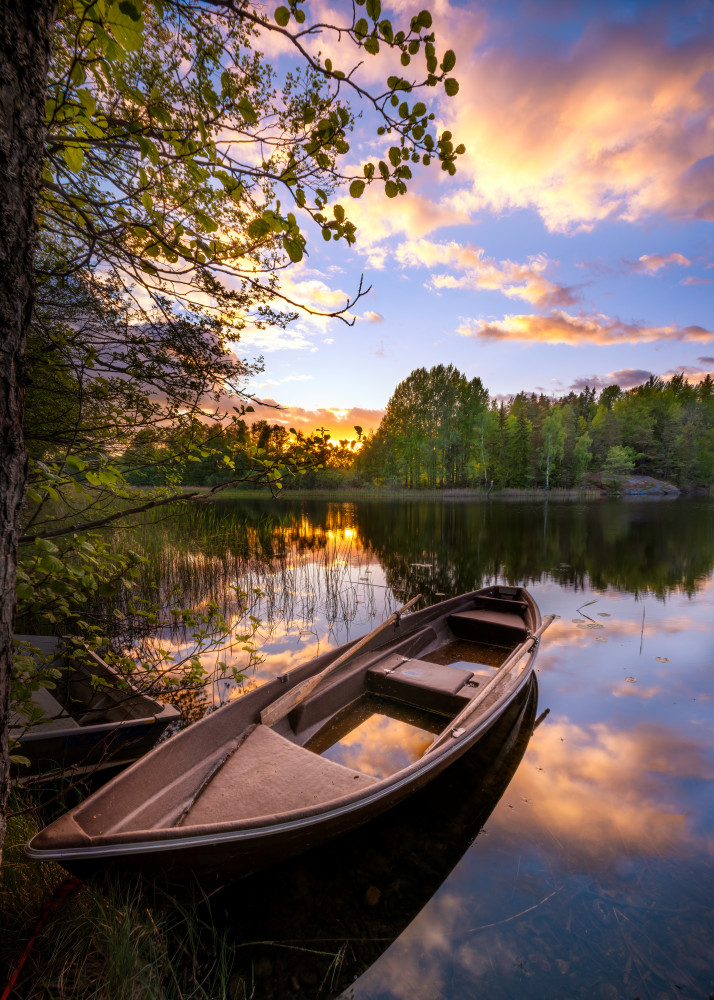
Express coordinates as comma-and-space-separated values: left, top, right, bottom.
0, 0, 57, 861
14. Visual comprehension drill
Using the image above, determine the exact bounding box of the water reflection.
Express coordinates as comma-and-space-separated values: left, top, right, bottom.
112, 497, 714, 704
207, 680, 538, 1000
110, 497, 714, 999
306, 696, 442, 779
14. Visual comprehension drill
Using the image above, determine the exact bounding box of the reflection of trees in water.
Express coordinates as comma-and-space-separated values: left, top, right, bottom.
353, 498, 714, 600
109, 498, 714, 653
205, 679, 538, 1000
108, 500, 379, 645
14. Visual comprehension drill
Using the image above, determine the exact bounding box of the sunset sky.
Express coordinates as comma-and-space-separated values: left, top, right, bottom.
238, 0, 713, 439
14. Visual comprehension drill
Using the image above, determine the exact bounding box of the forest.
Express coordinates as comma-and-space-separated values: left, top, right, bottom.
148, 364, 714, 492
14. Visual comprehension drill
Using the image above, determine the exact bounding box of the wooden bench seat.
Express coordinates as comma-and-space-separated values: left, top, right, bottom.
178, 725, 377, 827
367, 658, 475, 715
447, 607, 528, 645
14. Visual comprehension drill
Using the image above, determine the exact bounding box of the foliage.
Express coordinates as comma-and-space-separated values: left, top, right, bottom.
29, 0, 463, 535
356, 368, 714, 491
13, 0, 464, 754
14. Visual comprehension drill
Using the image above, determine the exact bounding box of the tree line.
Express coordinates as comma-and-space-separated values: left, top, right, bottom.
141, 363, 714, 492
354, 365, 714, 490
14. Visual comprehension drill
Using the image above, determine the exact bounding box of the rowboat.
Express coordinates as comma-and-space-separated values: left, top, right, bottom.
12, 635, 180, 781
26, 587, 553, 877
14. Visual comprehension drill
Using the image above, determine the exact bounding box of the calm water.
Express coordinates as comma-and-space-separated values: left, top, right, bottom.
122, 496, 714, 999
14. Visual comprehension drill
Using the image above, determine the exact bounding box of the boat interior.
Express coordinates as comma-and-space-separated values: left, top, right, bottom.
279, 588, 532, 773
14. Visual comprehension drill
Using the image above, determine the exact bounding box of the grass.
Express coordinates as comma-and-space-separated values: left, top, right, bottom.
1, 794, 245, 1000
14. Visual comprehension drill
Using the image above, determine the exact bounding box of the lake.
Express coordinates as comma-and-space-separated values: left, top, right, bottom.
120, 495, 714, 1000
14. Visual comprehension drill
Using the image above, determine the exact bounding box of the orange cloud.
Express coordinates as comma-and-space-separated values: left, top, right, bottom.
458, 310, 714, 346
345, 187, 467, 265
394, 239, 580, 308
439, 17, 714, 230
245, 398, 384, 438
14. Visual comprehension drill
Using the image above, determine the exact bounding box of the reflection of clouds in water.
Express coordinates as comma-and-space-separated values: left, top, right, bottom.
347, 717, 714, 1000
493, 719, 714, 867
611, 681, 662, 698
330, 715, 434, 778
543, 614, 711, 650
343, 891, 467, 1000
253, 639, 324, 677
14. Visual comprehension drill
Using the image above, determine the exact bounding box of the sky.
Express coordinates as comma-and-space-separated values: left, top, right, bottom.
234, 0, 713, 440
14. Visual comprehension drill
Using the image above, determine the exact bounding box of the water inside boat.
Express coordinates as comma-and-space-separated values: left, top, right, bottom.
303, 637, 515, 778
304, 695, 443, 778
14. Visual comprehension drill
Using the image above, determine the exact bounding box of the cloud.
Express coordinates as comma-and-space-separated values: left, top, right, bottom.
569, 366, 714, 393
231, 262, 382, 352
244, 398, 384, 437
629, 252, 691, 274
254, 374, 314, 390
439, 15, 714, 231
681, 276, 713, 286
345, 187, 467, 261
457, 310, 714, 346
570, 369, 653, 392
698, 356, 714, 364
235, 325, 314, 352
393, 239, 580, 309
662, 366, 714, 385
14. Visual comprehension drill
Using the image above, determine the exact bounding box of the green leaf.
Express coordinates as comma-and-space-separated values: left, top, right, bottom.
118, 1, 141, 20
441, 49, 456, 73
444, 78, 459, 97
385, 180, 398, 198
283, 236, 303, 262
274, 6, 290, 26
355, 18, 368, 38
349, 179, 365, 198
364, 36, 380, 55
63, 146, 85, 172
238, 97, 257, 123
366, 0, 381, 20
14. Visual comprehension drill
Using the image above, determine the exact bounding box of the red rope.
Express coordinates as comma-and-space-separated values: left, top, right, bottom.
1, 876, 83, 1000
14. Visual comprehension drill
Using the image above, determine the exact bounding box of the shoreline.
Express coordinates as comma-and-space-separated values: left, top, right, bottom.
196, 487, 610, 501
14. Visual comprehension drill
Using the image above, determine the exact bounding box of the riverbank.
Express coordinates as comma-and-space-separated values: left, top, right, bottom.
184, 473, 704, 501
191, 486, 606, 501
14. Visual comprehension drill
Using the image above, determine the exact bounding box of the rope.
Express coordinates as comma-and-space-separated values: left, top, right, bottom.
1, 876, 83, 1000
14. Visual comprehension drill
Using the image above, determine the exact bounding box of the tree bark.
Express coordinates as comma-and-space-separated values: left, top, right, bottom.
0, 0, 57, 860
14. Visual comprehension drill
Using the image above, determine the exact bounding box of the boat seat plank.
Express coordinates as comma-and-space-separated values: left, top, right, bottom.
448, 609, 528, 645
178, 725, 377, 828
367, 658, 475, 715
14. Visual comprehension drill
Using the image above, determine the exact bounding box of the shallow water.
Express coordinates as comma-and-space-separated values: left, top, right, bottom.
123, 496, 714, 999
